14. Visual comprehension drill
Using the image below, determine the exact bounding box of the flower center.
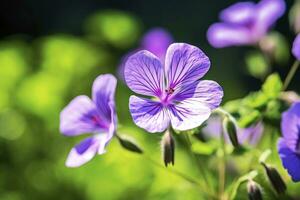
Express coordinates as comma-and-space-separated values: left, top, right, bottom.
161, 87, 175, 105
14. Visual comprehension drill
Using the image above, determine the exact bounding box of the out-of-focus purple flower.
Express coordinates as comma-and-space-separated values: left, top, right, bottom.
278, 102, 300, 182
202, 115, 264, 146
118, 28, 173, 81
60, 74, 117, 167
207, 0, 286, 48
124, 43, 223, 133
292, 34, 300, 60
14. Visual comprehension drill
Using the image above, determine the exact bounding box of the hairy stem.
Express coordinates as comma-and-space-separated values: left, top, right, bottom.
283, 60, 300, 90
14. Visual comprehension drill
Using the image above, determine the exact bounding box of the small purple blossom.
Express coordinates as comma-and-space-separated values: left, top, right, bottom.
292, 34, 300, 60
124, 43, 223, 133
60, 74, 117, 167
118, 28, 173, 80
278, 102, 300, 182
207, 0, 286, 48
202, 115, 264, 146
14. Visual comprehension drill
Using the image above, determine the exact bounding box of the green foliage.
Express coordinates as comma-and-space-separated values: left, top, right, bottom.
245, 51, 269, 79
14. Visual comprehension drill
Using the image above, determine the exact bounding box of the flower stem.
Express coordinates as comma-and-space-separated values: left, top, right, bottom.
183, 134, 215, 195
283, 60, 300, 91
218, 129, 227, 200
143, 154, 217, 199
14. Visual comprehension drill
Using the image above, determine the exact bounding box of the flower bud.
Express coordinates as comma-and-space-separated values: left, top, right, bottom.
223, 116, 239, 147
247, 180, 263, 200
289, 2, 300, 34
117, 135, 143, 153
262, 163, 286, 194
161, 129, 175, 167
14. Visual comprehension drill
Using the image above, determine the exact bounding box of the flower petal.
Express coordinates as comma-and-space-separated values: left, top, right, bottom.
220, 2, 256, 25
173, 80, 223, 110
169, 100, 211, 131
165, 43, 210, 90
125, 51, 164, 97
65, 137, 100, 167
278, 138, 300, 182
292, 34, 300, 60
129, 95, 170, 133
141, 28, 173, 61
255, 0, 286, 32
281, 102, 300, 152
92, 74, 117, 124
207, 23, 254, 48
60, 96, 105, 136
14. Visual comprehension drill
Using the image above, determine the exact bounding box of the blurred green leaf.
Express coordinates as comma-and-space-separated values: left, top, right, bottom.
237, 109, 261, 128
262, 73, 282, 99
191, 140, 217, 155
245, 51, 269, 79
84, 10, 141, 48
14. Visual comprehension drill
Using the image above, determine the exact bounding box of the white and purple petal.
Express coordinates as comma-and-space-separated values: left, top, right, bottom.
278, 138, 300, 182
129, 95, 170, 133
292, 34, 300, 60
173, 80, 223, 110
125, 51, 165, 97
60, 96, 107, 136
164, 43, 210, 90
92, 74, 117, 124
168, 100, 211, 131
207, 23, 255, 48
65, 137, 100, 167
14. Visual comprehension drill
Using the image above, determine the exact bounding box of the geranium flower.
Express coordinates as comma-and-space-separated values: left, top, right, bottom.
118, 28, 173, 80
277, 102, 300, 182
207, 0, 286, 48
292, 34, 300, 60
60, 74, 117, 167
124, 43, 223, 133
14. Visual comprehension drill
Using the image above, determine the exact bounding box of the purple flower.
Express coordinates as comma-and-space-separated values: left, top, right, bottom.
118, 28, 173, 80
124, 43, 223, 133
60, 74, 117, 167
292, 34, 300, 60
202, 115, 264, 146
278, 102, 300, 182
207, 0, 286, 48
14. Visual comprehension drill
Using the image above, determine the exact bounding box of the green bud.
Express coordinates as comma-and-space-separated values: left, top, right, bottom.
161, 129, 175, 167
223, 116, 239, 147
247, 180, 263, 200
262, 163, 286, 194
117, 135, 143, 154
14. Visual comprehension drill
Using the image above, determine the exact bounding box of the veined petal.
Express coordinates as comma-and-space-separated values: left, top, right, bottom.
255, 0, 286, 32
92, 74, 117, 123
60, 96, 106, 136
207, 23, 255, 48
220, 2, 256, 25
165, 43, 210, 90
278, 138, 300, 182
173, 80, 223, 110
169, 100, 211, 131
124, 51, 164, 97
129, 95, 170, 133
65, 137, 100, 167
281, 102, 300, 152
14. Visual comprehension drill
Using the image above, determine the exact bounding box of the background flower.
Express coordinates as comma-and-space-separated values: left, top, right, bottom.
60, 74, 117, 167
207, 0, 286, 48
124, 43, 223, 133
292, 34, 300, 60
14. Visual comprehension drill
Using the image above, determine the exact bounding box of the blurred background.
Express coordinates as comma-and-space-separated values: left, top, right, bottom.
0, 0, 299, 199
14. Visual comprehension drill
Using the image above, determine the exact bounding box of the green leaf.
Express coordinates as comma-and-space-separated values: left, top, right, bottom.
117, 135, 143, 153
237, 109, 261, 128
262, 73, 283, 99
